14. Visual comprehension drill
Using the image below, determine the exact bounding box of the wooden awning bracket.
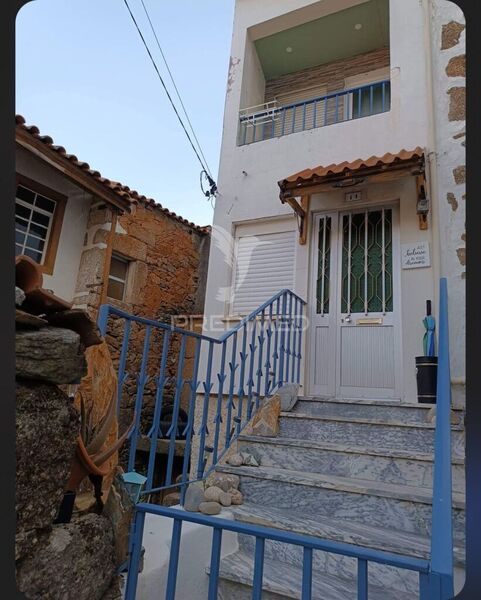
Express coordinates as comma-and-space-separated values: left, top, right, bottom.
282, 195, 310, 245
416, 173, 429, 230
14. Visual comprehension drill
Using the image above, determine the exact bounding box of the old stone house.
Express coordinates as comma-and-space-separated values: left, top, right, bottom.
15, 114, 210, 316
15, 114, 210, 455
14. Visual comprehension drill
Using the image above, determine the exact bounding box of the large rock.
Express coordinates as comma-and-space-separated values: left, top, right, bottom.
251, 394, 281, 437
47, 309, 103, 348
103, 471, 135, 567
183, 482, 205, 512
74, 341, 119, 496
16, 327, 87, 384
16, 382, 79, 560
276, 384, 299, 412
16, 513, 116, 600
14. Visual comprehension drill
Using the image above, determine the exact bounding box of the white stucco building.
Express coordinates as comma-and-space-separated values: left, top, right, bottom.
134, 2, 466, 597
202, 0, 465, 407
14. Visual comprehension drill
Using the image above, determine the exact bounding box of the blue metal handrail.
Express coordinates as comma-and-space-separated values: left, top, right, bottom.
425, 278, 454, 598
238, 79, 391, 145
97, 289, 306, 496
124, 504, 431, 600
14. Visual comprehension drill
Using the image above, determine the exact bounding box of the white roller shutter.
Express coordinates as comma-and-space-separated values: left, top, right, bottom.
231, 230, 296, 315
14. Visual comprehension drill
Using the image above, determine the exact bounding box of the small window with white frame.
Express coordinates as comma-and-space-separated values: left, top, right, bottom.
15, 183, 57, 264
107, 254, 130, 301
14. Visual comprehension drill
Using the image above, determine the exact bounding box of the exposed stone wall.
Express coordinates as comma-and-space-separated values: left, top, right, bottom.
79, 202, 211, 466
114, 203, 208, 317
72, 200, 116, 316
15, 322, 118, 598
429, 1, 465, 405
264, 47, 390, 102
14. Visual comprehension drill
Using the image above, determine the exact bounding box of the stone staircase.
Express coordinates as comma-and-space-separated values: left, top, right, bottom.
212, 396, 465, 599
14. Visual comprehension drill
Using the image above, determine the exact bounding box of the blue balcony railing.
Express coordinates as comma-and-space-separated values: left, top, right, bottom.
238, 80, 391, 146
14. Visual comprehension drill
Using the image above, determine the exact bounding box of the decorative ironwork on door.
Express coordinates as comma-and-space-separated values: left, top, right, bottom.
341, 208, 393, 315
316, 216, 331, 315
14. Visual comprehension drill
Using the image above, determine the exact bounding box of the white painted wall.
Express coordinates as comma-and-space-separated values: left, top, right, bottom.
205, 0, 430, 322
16, 146, 92, 302
202, 0, 434, 401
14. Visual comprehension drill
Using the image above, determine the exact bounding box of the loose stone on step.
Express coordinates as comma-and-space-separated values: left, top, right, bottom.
226, 453, 243, 467
205, 472, 240, 492
199, 502, 222, 515
240, 452, 260, 467
219, 492, 232, 507
228, 489, 243, 505
277, 383, 300, 412
163, 492, 181, 507
204, 486, 223, 503
183, 483, 205, 512
251, 394, 281, 437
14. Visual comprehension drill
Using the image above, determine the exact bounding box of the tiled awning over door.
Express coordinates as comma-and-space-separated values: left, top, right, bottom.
277, 147, 425, 244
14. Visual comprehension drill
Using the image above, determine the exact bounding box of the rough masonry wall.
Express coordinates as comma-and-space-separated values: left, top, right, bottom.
430, 1, 465, 402
73, 201, 114, 315
118, 204, 207, 428
90, 202, 210, 444
264, 47, 390, 101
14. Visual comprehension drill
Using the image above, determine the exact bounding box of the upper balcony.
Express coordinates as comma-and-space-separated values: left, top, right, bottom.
237, 0, 391, 147
239, 79, 391, 145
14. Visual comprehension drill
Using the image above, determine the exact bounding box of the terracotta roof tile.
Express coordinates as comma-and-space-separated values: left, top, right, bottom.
15, 115, 209, 234
279, 147, 425, 189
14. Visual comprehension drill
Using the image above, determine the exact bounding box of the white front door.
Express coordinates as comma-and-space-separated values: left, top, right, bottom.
308, 205, 401, 399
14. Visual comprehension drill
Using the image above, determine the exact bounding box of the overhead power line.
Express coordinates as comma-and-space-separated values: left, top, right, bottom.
139, 0, 213, 180
122, 0, 217, 199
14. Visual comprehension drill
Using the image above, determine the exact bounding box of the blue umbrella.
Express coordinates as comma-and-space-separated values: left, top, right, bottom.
422, 309, 436, 357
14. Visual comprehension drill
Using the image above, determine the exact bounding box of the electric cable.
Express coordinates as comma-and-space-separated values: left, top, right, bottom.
122, 0, 217, 200
139, 0, 214, 180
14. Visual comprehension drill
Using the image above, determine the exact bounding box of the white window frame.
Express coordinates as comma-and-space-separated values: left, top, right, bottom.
107, 254, 130, 302
15, 186, 56, 264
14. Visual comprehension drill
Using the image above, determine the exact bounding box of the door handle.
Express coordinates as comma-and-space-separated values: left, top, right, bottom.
342, 316, 352, 323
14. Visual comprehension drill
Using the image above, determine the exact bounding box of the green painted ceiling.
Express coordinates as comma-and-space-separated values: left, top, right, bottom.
255, 0, 389, 80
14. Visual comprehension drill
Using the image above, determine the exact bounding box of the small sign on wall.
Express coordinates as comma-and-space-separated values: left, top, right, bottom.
401, 241, 431, 269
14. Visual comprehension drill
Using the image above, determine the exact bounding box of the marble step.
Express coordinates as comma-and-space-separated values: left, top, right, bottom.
295, 396, 464, 426
232, 504, 465, 595
236, 435, 465, 492
216, 550, 414, 600
232, 504, 466, 565
216, 465, 465, 539
279, 413, 464, 454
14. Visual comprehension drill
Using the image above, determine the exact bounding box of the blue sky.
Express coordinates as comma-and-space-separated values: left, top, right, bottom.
16, 0, 236, 226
